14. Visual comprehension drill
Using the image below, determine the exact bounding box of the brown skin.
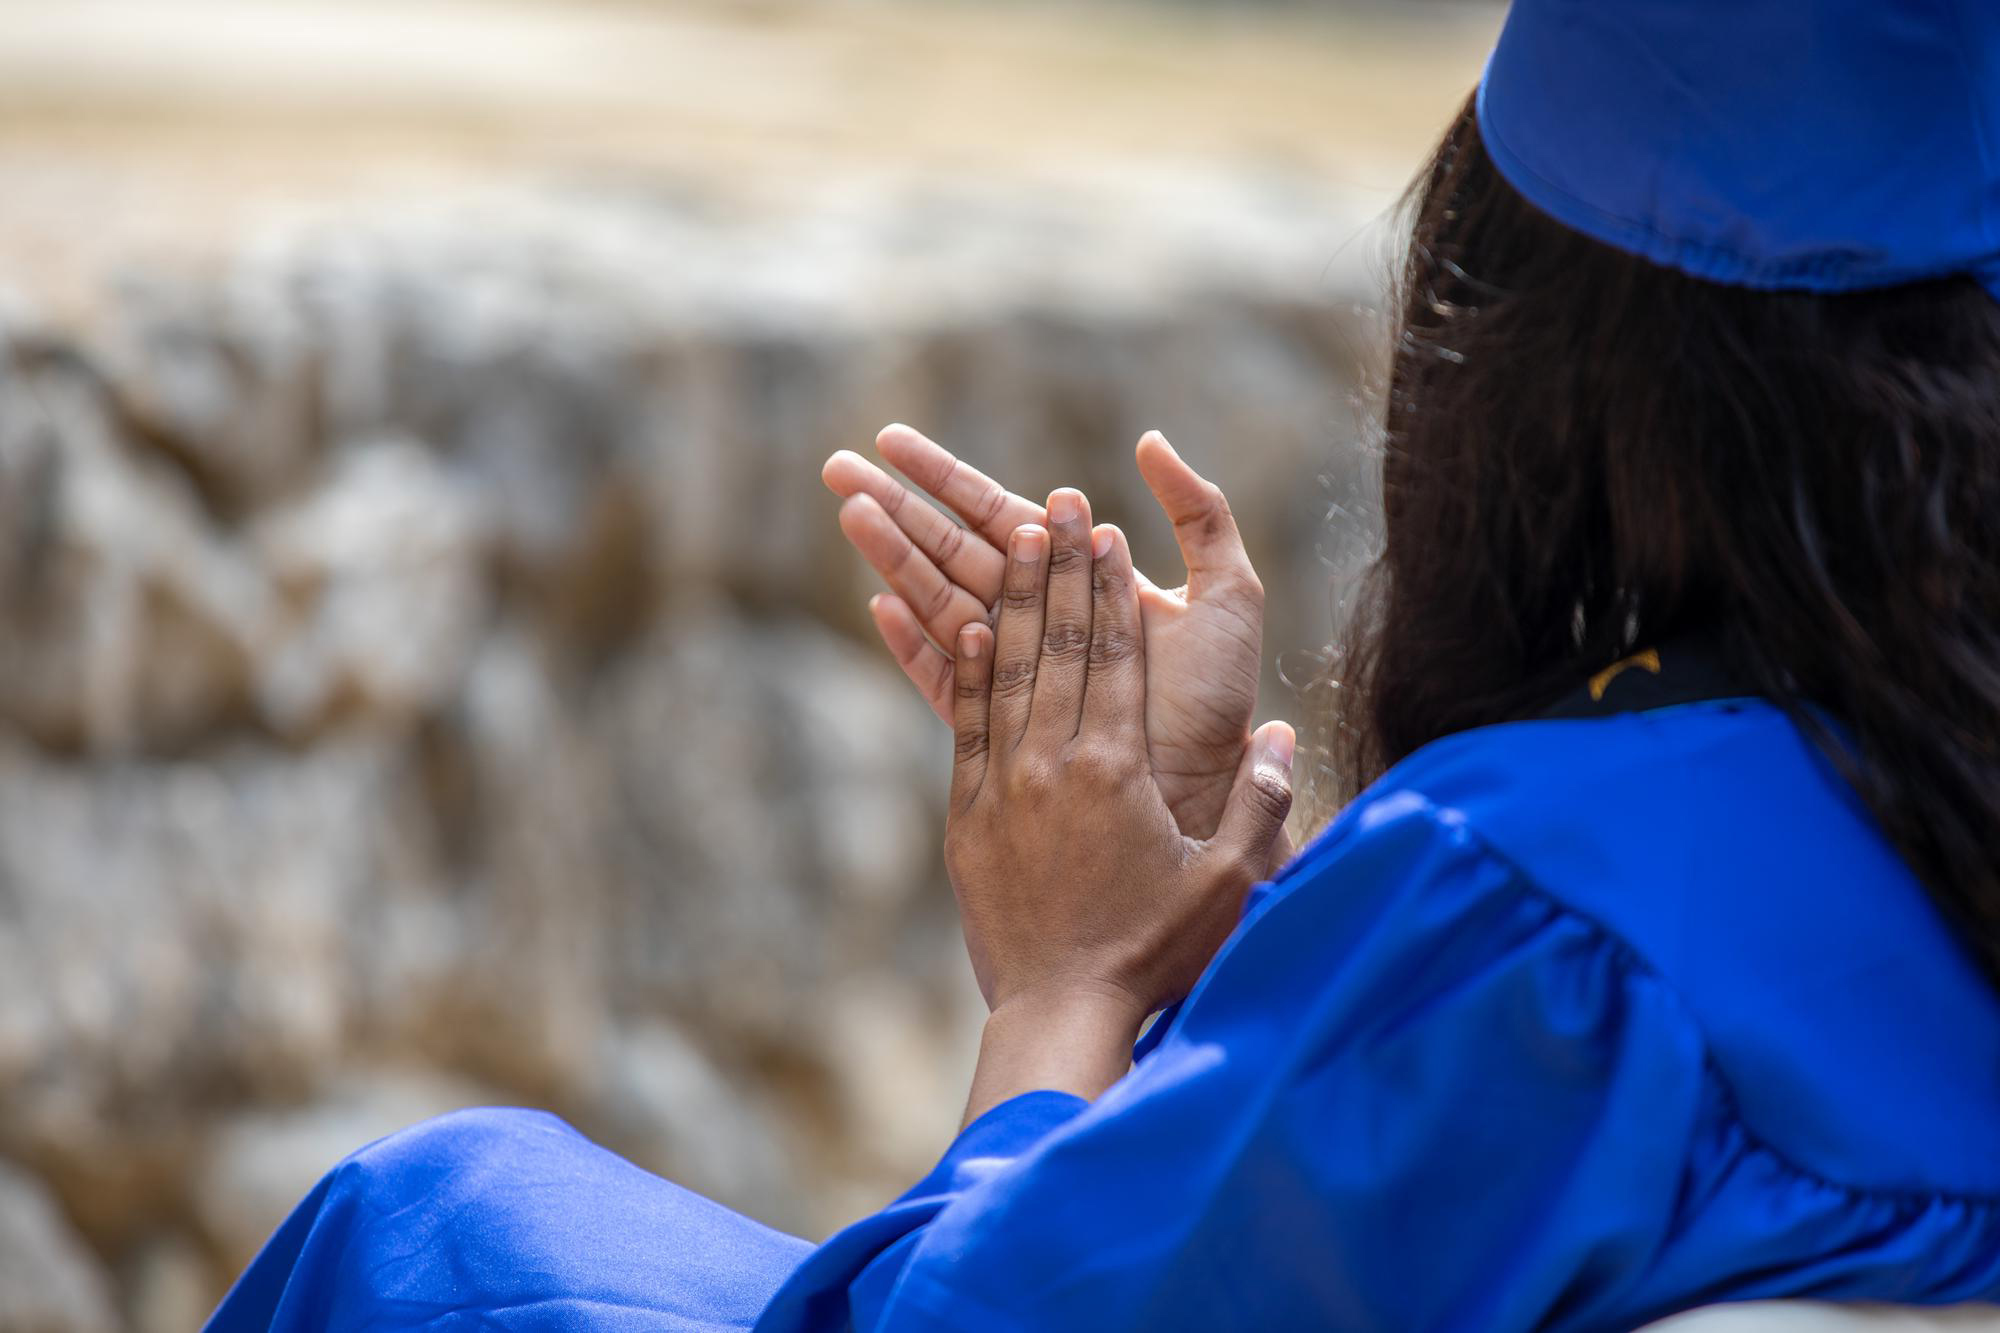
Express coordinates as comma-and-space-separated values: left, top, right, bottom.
944, 490, 1296, 1127
823, 425, 1272, 849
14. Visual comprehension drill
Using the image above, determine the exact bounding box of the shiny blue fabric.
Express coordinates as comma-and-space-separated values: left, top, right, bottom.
1476, 0, 2000, 298
210, 701, 2000, 1331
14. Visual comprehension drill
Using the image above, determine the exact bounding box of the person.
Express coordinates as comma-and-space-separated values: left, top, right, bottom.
208, 0, 2000, 1328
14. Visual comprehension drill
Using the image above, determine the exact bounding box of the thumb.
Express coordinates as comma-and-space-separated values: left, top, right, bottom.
1134, 430, 1263, 605
1208, 721, 1296, 878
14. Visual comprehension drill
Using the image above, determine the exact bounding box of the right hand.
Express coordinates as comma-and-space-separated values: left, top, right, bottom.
941, 496, 1297, 1021
824, 424, 1269, 845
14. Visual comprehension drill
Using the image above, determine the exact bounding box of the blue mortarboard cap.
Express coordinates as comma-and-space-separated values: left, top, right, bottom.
1476, 0, 2000, 299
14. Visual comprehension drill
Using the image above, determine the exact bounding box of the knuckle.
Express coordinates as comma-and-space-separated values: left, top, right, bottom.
1064, 744, 1108, 782
954, 673, 987, 701
990, 656, 1037, 695
1047, 541, 1088, 574
953, 725, 990, 762
972, 479, 1008, 528
1088, 624, 1141, 668
1069, 742, 1137, 786
1191, 491, 1235, 541
1245, 769, 1295, 822
1008, 759, 1054, 799
1041, 620, 1091, 661
1001, 582, 1043, 611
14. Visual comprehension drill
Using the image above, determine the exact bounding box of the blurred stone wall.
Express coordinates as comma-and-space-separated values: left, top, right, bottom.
0, 176, 1383, 1327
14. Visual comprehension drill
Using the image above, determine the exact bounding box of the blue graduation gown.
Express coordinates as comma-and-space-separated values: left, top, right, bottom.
208, 698, 2000, 1331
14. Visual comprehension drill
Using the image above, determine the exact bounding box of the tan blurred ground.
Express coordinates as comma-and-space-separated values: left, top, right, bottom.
0, 0, 1498, 321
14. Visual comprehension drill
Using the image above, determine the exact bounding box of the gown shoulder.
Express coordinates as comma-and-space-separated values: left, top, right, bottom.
1352, 699, 2000, 1198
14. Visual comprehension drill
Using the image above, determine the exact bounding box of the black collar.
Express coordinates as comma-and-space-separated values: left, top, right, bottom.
1540, 636, 1757, 720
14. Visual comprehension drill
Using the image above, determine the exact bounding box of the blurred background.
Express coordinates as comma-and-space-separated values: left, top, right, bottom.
0, 0, 1497, 1325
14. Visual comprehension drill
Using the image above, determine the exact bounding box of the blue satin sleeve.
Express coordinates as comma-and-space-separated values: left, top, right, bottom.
760, 790, 1712, 1332
211, 1107, 820, 1331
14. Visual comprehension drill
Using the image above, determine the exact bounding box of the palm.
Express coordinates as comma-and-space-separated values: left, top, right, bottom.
825, 425, 1270, 841
1132, 576, 1262, 837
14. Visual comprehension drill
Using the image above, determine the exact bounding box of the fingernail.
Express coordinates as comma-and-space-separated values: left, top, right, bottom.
1048, 490, 1081, 525
1012, 525, 1047, 562
958, 625, 983, 657
868, 594, 881, 614
1091, 526, 1113, 559
1264, 724, 1296, 771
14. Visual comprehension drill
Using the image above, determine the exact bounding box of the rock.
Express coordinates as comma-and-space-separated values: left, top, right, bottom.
0, 165, 1378, 1320
120, 1233, 213, 1333
587, 608, 942, 1039
813, 973, 982, 1189
0, 346, 265, 755
0, 348, 62, 613
191, 1069, 499, 1275
0, 733, 406, 1255
252, 434, 493, 738
587, 1021, 798, 1232
0, 1158, 118, 1333
102, 273, 324, 518
0, 737, 389, 1098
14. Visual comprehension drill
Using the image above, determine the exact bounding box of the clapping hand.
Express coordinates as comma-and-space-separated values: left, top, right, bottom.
939, 492, 1296, 1121
824, 425, 1271, 848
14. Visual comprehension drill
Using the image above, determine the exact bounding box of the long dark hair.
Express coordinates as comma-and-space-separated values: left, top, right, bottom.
1332, 97, 2000, 979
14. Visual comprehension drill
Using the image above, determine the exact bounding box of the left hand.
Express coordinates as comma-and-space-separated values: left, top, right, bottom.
826, 426, 1268, 844
944, 486, 1297, 1028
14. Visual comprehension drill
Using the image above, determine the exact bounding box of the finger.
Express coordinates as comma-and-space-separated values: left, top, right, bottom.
989, 523, 1049, 756
824, 449, 1008, 608
1134, 430, 1262, 604
838, 493, 991, 646
949, 622, 995, 810
869, 594, 953, 724
1081, 524, 1144, 740
875, 423, 1046, 548
1208, 722, 1297, 880
1029, 488, 1093, 742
